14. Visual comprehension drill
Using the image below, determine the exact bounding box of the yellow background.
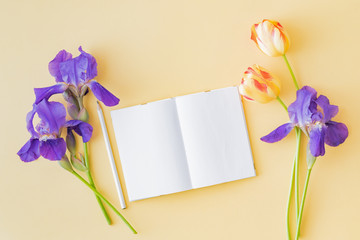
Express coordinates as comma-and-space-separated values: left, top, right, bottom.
1, 0, 359, 239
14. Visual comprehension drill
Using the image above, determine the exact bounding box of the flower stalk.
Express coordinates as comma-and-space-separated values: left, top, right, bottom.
295, 167, 313, 239
70, 169, 137, 234
283, 55, 299, 90
83, 142, 112, 225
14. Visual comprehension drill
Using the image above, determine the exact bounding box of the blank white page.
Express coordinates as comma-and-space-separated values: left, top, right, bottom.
111, 99, 192, 201
175, 87, 255, 189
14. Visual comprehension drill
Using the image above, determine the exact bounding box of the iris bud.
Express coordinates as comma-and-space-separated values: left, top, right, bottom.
251, 19, 290, 57
68, 103, 80, 120
63, 89, 78, 105
77, 108, 89, 122
59, 155, 74, 172
70, 154, 88, 172
239, 64, 281, 103
66, 129, 76, 155
80, 85, 89, 97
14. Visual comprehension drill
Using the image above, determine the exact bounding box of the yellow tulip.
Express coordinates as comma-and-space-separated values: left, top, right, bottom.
251, 19, 290, 57
239, 65, 281, 103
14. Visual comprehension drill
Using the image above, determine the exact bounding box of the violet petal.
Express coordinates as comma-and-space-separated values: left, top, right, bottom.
87, 80, 119, 106
260, 123, 294, 143
40, 138, 66, 160
26, 105, 38, 138
34, 83, 68, 104
59, 53, 88, 86
49, 50, 73, 82
315, 95, 339, 123
66, 120, 93, 142
17, 139, 41, 162
288, 86, 317, 127
325, 121, 348, 147
36, 100, 66, 134
309, 124, 326, 157
78, 46, 98, 80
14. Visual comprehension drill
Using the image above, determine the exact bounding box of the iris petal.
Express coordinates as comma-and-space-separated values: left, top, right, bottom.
66, 120, 93, 142
78, 46, 98, 80
49, 50, 72, 82
261, 123, 294, 143
87, 80, 120, 106
59, 53, 88, 86
39, 138, 66, 160
26, 105, 38, 138
36, 100, 66, 134
315, 95, 339, 123
325, 121, 348, 147
288, 86, 317, 127
309, 125, 326, 157
17, 139, 41, 162
34, 83, 68, 104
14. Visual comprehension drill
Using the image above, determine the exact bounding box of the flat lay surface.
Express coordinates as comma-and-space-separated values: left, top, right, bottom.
0, 0, 359, 239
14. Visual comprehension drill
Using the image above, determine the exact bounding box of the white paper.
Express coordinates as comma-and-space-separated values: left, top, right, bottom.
111, 86, 255, 201
175, 87, 255, 188
111, 98, 192, 201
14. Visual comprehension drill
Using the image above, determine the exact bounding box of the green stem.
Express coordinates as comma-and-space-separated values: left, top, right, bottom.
294, 127, 301, 221
283, 54, 299, 90
71, 171, 138, 234
286, 153, 296, 240
295, 168, 313, 240
83, 142, 112, 225
286, 127, 301, 240
276, 97, 288, 112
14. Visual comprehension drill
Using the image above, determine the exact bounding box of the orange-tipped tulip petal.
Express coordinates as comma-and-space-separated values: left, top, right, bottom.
239, 65, 281, 103
251, 19, 290, 57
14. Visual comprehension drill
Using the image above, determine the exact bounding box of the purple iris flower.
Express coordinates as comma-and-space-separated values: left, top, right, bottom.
33, 46, 119, 107
261, 86, 348, 157
17, 99, 93, 162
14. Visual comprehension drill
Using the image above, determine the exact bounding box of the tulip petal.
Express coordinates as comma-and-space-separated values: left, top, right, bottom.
17, 139, 41, 162
325, 121, 348, 147
40, 138, 66, 160
261, 123, 294, 143
87, 80, 120, 106
66, 120, 93, 143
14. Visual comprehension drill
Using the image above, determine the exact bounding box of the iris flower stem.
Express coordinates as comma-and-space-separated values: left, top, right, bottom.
276, 97, 288, 112
83, 142, 112, 225
295, 168, 313, 240
283, 54, 299, 90
70, 170, 138, 234
286, 153, 296, 240
286, 127, 301, 240
294, 128, 301, 221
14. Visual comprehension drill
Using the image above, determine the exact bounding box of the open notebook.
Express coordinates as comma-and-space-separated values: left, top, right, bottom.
111, 86, 255, 201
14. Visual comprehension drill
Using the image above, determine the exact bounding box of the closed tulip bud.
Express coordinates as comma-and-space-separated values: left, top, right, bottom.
239, 65, 281, 103
251, 19, 290, 57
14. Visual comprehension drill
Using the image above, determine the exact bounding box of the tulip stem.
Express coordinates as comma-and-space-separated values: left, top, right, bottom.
295, 167, 313, 240
283, 54, 299, 90
70, 170, 138, 234
83, 142, 112, 225
276, 97, 288, 112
